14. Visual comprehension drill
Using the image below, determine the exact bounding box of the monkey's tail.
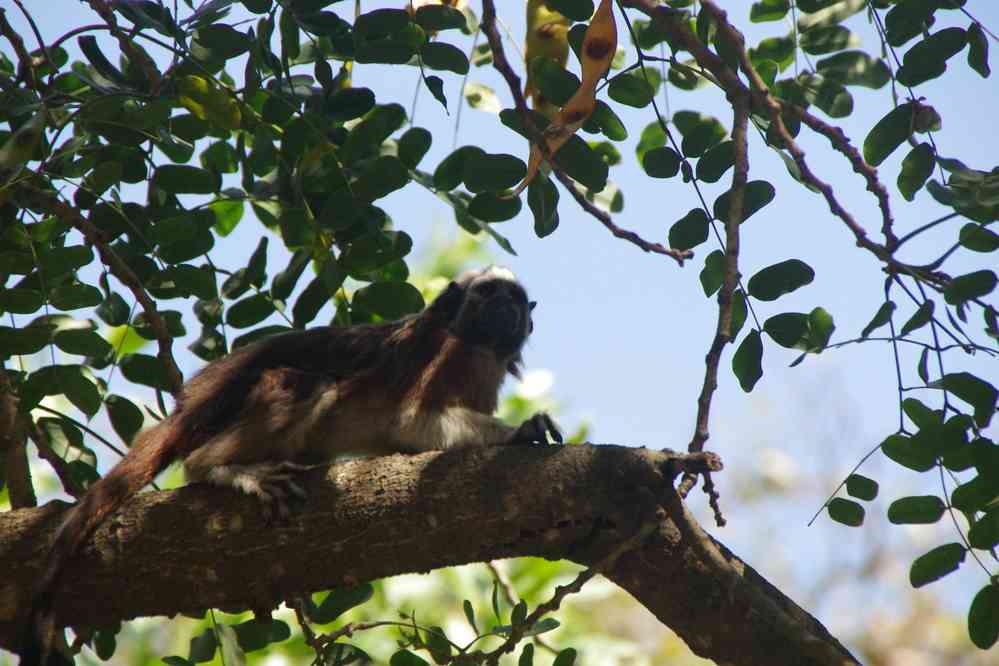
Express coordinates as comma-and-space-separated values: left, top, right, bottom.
19, 418, 184, 666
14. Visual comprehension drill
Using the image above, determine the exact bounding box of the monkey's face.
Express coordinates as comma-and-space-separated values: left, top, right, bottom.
450, 272, 535, 358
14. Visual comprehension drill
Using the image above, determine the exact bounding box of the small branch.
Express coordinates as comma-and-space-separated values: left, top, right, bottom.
785, 106, 897, 249
480, 0, 690, 266
23, 415, 83, 499
32, 194, 184, 396
486, 518, 658, 665
485, 561, 558, 655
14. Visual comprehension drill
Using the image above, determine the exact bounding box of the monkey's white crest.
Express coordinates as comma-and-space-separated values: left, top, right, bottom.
459, 265, 518, 286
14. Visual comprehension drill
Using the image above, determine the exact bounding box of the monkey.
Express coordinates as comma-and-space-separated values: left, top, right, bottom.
20, 265, 561, 666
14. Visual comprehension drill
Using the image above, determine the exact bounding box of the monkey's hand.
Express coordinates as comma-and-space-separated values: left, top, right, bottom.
510, 412, 563, 445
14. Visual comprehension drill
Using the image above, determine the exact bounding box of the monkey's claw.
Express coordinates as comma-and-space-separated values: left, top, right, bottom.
512, 412, 563, 445
236, 461, 310, 523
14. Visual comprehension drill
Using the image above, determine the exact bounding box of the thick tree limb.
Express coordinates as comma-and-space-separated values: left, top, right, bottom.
0, 445, 857, 665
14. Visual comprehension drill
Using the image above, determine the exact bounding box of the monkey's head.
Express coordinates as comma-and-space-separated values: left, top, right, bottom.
429, 266, 536, 363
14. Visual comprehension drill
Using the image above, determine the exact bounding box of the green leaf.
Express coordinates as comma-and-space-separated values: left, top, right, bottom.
669, 208, 710, 251
519, 644, 535, 666
554, 136, 608, 191
730, 289, 748, 339
864, 103, 915, 167
967, 22, 991, 78
105, 394, 144, 444
0, 325, 51, 357
909, 543, 966, 588
528, 175, 560, 238
641, 147, 680, 178
884, 1, 935, 47
548, 0, 593, 22
153, 164, 221, 194
188, 630, 217, 663
800, 25, 857, 55
226, 294, 275, 328
0, 288, 44, 314
696, 140, 734, 183
732, 329, 763, 392
463, 600, 478, 634
341, 104, 407, 164
231, 619, 290, 653
900, 300, 934, 337
326, 87, 376, 123
764, 312, 808, 348
352, 156, 411, 202
897, 28, 968, 87
713, 180, 775, 223
398, 127, 432, 168
930, 372, 997, 428
750, 36, 795, 71
312, 584, 375, 624
747, 259, 815, 301
828, 497, 865, 527
882, 433, 936, 472
807, 306, 835, 351
54, 328, 113, 358
635, 121, 666, 162
511, 600, 527, 626
590, 101, 627, 141
424, 75, 448, 110
464, 153, 527, 193
888, 495, 946, 524
959, 223, 999, 252
414, 4, 466, 32
699, 249, 725, 297
861, 300, 896, 338
51, 283, 103, 311
968, 509, 999, 550
846, 474, 878, 501
681, 119, 726, 158
898, 143, 935, 201
178, 75, 241, 130
434, 146, 485, 191
944, 270, 997, 305
969, 583, 999, 649
120, 353, 174, 392
422, 42, 470, 75
352, 281, 424, 320
552, 648, 577, 666
750, 0, 790, 23
469, 192, 522, 222
529, 57, 580, 107
817, 50, 890, 89
390, 651, 430, 666
608, 72, 655, 108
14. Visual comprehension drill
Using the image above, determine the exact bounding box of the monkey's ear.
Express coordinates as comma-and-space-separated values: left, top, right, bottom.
426, 281, 465, 321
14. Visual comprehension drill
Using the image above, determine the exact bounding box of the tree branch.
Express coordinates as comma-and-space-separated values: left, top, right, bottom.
0, 445, 858, 665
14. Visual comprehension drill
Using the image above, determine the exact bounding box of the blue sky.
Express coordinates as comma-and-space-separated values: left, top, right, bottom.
5, 0, 999, 653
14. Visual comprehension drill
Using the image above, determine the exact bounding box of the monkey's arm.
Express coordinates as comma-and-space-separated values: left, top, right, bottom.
398, 407, 562, 451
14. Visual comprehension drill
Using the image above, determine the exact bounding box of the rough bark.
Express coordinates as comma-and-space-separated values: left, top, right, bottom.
0, 444, 858, 665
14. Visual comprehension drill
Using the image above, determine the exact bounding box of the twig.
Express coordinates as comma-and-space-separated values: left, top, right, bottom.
678, 97, 750, 527
485, 561, 559, 656
479, 0, 690, 266
485, 519, 658, 664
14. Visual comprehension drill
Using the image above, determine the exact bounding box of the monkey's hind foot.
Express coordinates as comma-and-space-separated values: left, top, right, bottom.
212, 461, 310, 522
512, 412, 563, 445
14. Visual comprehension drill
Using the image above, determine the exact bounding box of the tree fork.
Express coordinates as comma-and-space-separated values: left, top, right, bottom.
0, 445, 857, 665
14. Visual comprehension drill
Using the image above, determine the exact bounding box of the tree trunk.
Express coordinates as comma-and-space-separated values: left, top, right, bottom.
0, 444, 858, 665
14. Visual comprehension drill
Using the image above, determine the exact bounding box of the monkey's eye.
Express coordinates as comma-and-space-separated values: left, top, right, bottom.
528, 301, 537, 311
